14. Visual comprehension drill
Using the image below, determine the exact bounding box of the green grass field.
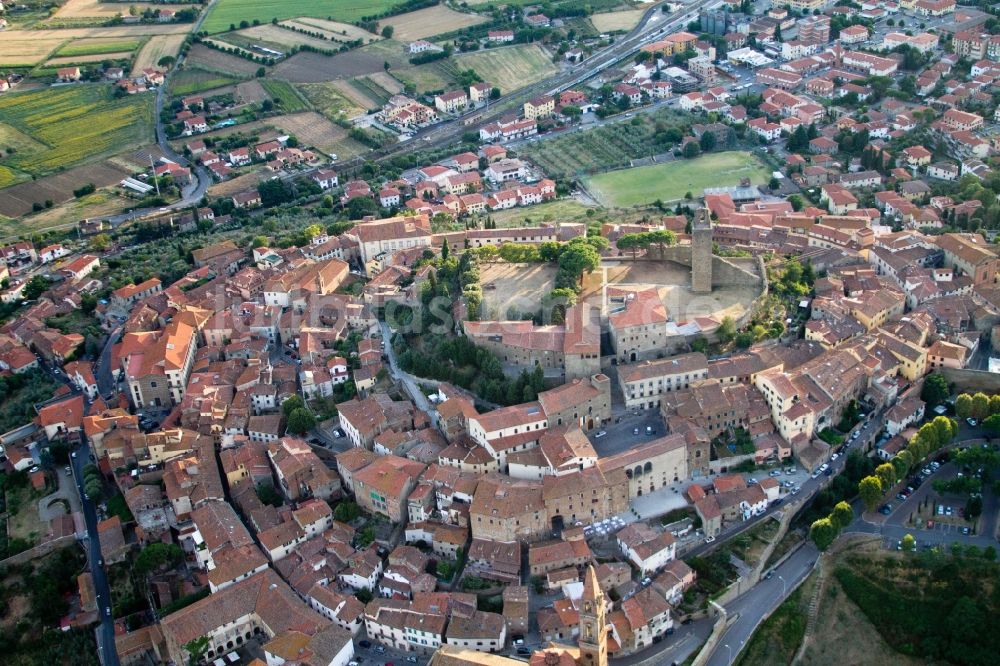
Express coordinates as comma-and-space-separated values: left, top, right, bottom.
453, 44, 557, 94
55, 38, 143, 57
585, 151, 770, 207
260, 79, 309, 112
0, 84, 153, 177
201, 0, 396, 34
170, 68, 242, 96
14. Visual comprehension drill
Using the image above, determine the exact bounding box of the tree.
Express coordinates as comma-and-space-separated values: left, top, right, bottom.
831, 501, 854, 531
334, 500, 361, 522
920, 372, 949, 406
134, 542, 183, 575
810, 517, 837, 551
441, 238, 449, 261
699, 131, 716, 152
184, 637, 210, 666
955, 393, 973, 419
970, 392, 990, 420
734, 331, 754, 349
256, 66, 266, 78
965, 494, 983, 521
617, 233, 649, 260
983, 413, 1000, 435
894, 449, 914, 476
557, 241, 600, 287
286, 407, 316, 434
157, 55, 176, 68
682, 140, 701, 158
717, 316, 737, 344
90, 233, 111, 252
932, 415, 956, 445
282, 395, 306, 416
875, 463, 896, 490
381, 25, 394, 38
859, 475, 883, 512
24, 274, 52, 300
901, 533, 915, 552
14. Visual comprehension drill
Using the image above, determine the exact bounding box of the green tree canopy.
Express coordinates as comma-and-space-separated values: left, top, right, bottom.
859, 475, 883, 512
920, 372, 949, 406
810, 517, 837, 551
286, 407, 316, 434
831, 501, 854, 531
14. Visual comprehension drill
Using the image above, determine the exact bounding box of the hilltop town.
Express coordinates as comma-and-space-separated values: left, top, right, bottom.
2, 1, 1000, 666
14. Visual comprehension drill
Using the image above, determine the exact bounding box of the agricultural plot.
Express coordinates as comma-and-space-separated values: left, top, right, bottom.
47, 52, 134, 66
0, 36, 65, 66
260, 79, 310, 112
208, 170, 269, 198
589, 9, 646, 32
0, 161, 133, 220
391, 62, 454, 94
1, 189, 129, 238
131, 34, 187, 76
170, 68, 243, 96
522, 110, 691, 179
453, 44, 557, 94
273, 50, 387, 83
286, 17, 380, 42
185, 44, 261, 76
227, 24, 335, 52
270, 111, 367, 157
0, 84, 153, 180
380, 6, 487, 40
55, 38, 143, 57
368, 71, 403, 95
235, 79, 270, 104
585, 152, 769, 207
299, 82, 369, 119
350, 76, 393, 106
51, 0, 157, 19
201, 0, 397, 35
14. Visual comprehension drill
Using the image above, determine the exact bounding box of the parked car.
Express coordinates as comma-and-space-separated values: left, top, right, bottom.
967, 418, 978, 427
594, 430, 607, 438
633, 427, 640, 435
704, 535, 716, 543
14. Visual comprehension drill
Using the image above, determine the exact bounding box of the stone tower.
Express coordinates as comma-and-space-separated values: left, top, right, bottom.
578, 565, 608, 666
691, 208, 713, 294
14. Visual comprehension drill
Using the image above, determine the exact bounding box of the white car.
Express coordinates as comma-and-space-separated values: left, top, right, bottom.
705, 535, 716, 543
594, 430, 607, 438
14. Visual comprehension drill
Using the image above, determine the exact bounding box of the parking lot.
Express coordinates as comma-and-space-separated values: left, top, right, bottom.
589, 408, 666, 457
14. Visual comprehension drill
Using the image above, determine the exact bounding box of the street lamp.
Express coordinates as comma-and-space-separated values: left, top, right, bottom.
724, 643, 732, 666
777, 574, 786, 597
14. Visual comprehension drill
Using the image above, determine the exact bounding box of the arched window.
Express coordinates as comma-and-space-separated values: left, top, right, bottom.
643, 462, 652, 473
634, 465, 643, 477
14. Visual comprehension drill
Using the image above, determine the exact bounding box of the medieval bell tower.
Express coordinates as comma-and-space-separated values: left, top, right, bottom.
578, 565, 608, 666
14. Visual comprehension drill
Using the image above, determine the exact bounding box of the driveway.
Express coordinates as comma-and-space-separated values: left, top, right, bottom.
38, 467, 81, 522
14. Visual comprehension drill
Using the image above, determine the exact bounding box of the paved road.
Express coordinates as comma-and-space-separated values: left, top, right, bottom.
96, 325, 122, 399
379, 321, 438, 428
70, 438, 120, 666
705, 544, 820, 666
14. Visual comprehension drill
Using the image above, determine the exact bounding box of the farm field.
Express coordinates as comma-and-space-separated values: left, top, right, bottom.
0, 189, 130, 238
380, 6, 487, 40
170, 68, 243, 96
131, 34, 187, 76
0, 160, 133, 220
299, 82, 368, 119
201, 0, 396, 35
590, 9, 646, 32
208, 170, 269, 198
269, 111, 366, 157
585, 151, 769, 207
522, 109, 692, 179
0, 84, 153, 180
259, 79, 309, 112
185, 44, 261, 76
51, 0, 158, 19
55, 38, 143, 57
453, 44, 557, 94
235, 79, 270, 104
287, 17, 380, 42
47, 52, 134, 66
0, 36, 66, 66
273, 49, 387, 83
227, 24, 335, 52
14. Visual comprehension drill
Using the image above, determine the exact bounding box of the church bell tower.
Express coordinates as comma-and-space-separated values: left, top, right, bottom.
578, 565, 608, 666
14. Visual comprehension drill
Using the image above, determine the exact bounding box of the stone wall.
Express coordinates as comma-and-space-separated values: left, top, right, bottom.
938, 367, 1000, 394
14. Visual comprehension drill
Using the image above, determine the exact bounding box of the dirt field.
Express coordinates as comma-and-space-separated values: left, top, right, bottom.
51, 0, 157, 18
235, 79, 269, 104
208, 171, 266, 197
230, 23, 334, 51
285, 17, 380, 43
334, 79, 380, 110
131, 33, 186, 76
590, 9, 646, 32
380, 6, 487, 40
273, 50, 386, 82
185, 44, 261, 76
590, 260, 760, 324
479, 263, 558, 320
367, 71, 403, 94
1, 189, 130, 238
47, 51, 133, 65
0, 160, 132, 219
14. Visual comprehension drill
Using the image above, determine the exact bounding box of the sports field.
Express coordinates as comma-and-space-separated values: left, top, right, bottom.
453, 44, 556, 94
0, 84, 153, 179
585, 151, 769, 207
201, 0, 396, 34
